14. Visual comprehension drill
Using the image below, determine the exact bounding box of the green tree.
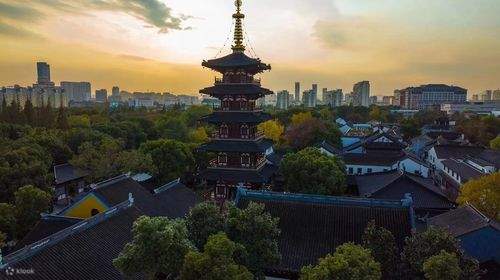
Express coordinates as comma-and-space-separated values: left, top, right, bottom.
113, 216, 194, 280
0, 203, 16, 239
155, 115, 190, 141
362, 221, 399, 279
402, 227, 481, 279
300, 243, 381, 280
68, 115, 91, 128
0, 145, 51, 202
400, 118, 421, 140
185, 202, 225, 250
181, 105, 212, 127
14, 185, 51, 236
284, 118, 341, 150
457, 172, 499, 220
291, 112, 314, 126
280, 147, 346, 195
180, 233, 253, 280
23, 99, 34, 125
140, 139, 195, 183
56, 106, 69, 130
226, 202, 281, 279
490, 136, 500, 151
423, 250, 462, 280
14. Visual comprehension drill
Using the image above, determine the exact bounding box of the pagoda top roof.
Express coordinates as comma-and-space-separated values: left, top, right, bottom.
202, 52, 271, 74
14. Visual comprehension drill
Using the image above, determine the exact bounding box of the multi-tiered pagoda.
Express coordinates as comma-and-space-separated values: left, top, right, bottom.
199, 0, 276, 200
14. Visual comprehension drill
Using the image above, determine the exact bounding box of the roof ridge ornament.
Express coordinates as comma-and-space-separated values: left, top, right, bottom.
232, 0, 245, 53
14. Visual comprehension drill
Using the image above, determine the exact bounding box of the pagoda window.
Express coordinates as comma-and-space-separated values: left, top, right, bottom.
240, 124, 249, 139
237, 96, 248, 110
222, 96, 233, 110
220, 124, 229, 138
241, 153, 250, 167
218, 153, 228, 166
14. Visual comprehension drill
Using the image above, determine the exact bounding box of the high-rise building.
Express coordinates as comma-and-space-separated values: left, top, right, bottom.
276, 90, 290, 110
112, 86, 120, 96
61, 82, 91, 102
324, 89, 343, 108
294, 82, 300, 103
303, 90, 317, 108
353, 81, 370, 107
393, 90, 402, 107
36, 62, 51, 85
197, 0, 276, 201
369, 96, 377, 105
471, 94, 479, 101
398, 84, 467, 110
382, 96, 393, 106
312, 84, 318, 102
95, 89, 108, 103
322, 88, 328, 101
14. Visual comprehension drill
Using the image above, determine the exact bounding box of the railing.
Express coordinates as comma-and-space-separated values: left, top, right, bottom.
208, 159, 266, 170
211, 131, 264, 141
214, 77, 261, 85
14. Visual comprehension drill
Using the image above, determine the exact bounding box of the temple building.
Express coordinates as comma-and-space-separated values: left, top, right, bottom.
199, 0, 277, 200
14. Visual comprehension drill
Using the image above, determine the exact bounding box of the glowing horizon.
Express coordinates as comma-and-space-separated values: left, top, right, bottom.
0, 0, 499, 96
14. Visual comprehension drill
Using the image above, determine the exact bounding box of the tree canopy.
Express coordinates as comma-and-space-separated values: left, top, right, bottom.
300, 243, 382, 280
362, 220, 399, 279
457, 172, 499, 220
280, 147, 346, 195
113, 216, 194, 280
423, 250, 462, 280
180, 233, 253, 280
185, 202, 225, 250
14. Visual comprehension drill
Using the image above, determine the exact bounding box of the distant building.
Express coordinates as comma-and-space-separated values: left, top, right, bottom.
393, 89, 402, 107
480, 90, 492, 101
323, 89, 343, 108
112, 86, 119, 97
294, 82, 300, 103
471, 94, 479, 101
95, 89, 108, 103
303, 89, 316, 108
276, 90, 290, 110
441, 101, 500, 115
61, 82, 91, 102
36, 62, 51, 85
494, 90, 500, 100
353, 81, 370, 107
382, 96, 393, 106
129, 97, 154, 108
369, 96, 377, 105
399, 84, 467, 110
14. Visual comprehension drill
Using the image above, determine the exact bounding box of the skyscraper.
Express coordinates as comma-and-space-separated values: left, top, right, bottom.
36, 62, 51, 85
112, 86, 120, 97
398, 84, 467, 110
353, 81, 370, 107
294, 82, 300, 103
276, 90, 290, 110
322, 88, 328, 102
324, 89, 343, 107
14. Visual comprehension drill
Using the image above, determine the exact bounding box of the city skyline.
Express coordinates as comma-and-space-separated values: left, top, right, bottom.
1, 0, 499, 96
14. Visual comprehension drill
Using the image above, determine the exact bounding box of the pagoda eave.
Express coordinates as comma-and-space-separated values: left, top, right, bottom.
199, 84, 273, 97
200, 111, 272, 124
200, 162, 276, 183
199, 138, 273, 153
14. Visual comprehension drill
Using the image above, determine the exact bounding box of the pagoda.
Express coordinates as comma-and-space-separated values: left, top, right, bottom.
199, 0, 276, 201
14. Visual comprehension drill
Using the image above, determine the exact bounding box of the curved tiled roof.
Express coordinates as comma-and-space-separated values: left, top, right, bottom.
199, 138, 273, 153
199, 83, 273, 97
202, 52, 271, 74
235, 189, 414, 276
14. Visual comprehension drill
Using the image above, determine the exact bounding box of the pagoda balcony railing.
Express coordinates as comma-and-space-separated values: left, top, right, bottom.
214, 77, 261, 85
208, 159, 266, 170
211, 131, 264, 141
214, 107, 262, 112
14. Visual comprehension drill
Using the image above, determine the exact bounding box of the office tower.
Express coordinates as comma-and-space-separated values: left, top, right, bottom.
36, 62, 51, 85
369, 96, 377, 105
276, 90, 290, 110
322, 88, 327, 101
303, 90, 316, 108
112, 86, 120, 96
353, 81, 370, 107
95, 89, 108, 103
398, 84, 467, 110
324, 89, 343, 108
294, 82, 300, 103
393, 90, 402, 107
61, 82, 92, 102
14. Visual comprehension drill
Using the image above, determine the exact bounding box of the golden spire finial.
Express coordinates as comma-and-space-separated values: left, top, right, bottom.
232, 0, 245, 53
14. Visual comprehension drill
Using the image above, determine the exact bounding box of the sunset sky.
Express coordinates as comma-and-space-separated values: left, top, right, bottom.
0, 0, 499, 96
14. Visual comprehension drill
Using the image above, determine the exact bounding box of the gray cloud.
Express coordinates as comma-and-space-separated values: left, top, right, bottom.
3, 0, 190, 33
0, 20, 42, 38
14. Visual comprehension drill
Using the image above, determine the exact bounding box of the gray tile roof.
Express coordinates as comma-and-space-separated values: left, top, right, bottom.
53, 163, 88, 185
429, 204, 500, 237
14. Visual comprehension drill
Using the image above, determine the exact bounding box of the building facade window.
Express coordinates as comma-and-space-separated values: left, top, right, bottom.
240, 124, 249, 139
218, 153, 227, 166
241, 153, 250, 167
357, 168, 362, 174
348, 167, 353, 174
220, 124, 229, 138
